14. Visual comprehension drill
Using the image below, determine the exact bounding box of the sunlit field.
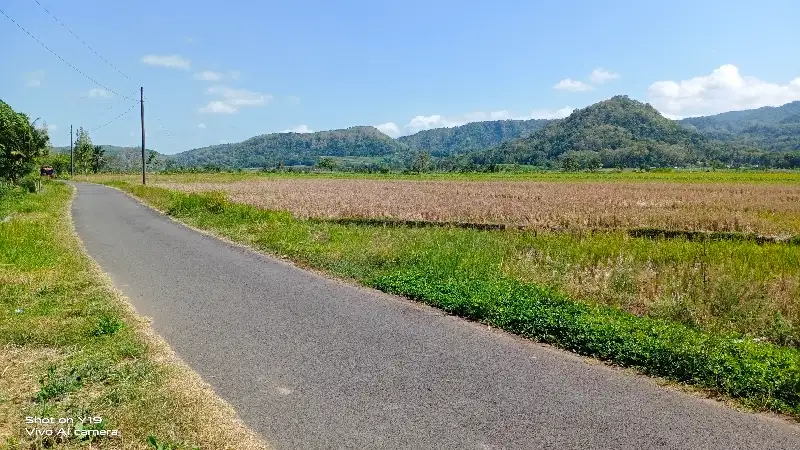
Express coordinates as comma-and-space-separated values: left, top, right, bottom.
82, 171, 800, 236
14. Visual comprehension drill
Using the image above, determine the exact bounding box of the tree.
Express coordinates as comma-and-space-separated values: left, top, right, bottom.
316, 157, 338, 171
410, 151, 431, 173
73, 127, 93, 174
0, 100, 50, 182
90, 145, 106, 173
560, 153, 579, 172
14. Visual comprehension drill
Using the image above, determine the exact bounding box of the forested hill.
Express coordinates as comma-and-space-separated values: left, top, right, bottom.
171, 126, 409, 168
679, 101, 800, 152
74, 97, 800, 171
397, 118, 554, 156
485, 96, 708, 167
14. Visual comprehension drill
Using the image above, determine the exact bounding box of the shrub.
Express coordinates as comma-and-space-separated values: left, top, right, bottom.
18, 173, 42, 193
372, 269, 800, 414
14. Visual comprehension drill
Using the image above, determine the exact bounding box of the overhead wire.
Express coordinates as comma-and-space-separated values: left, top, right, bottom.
4, 5, 186, 153
31, 0, 138, 86
143, 97, 181, 153
0, 7, 135, 101
83, 90, 140, 124
91, 101, 139, 131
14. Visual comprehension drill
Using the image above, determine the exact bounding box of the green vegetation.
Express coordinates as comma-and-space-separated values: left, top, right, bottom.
396, 118, 553, 157
108, 181, 800, 417
51, 145, 168, 174
170, 125, 409, 169
0, 182, 266, 449
142, 96, 800, 173
83, 168, 800, 185
681, 101, 800, 154
484, 96, 795, 169
0, 99, 50, 182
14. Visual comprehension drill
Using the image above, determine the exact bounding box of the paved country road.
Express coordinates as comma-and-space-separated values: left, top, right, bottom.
70, 182, 800, 450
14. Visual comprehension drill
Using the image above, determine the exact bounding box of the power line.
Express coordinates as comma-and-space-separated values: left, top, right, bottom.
31, 0, 137, 86
91, 101, 138, 131
0, 7, 134, 101
143, 97, 180, 153
84, 90, 140, 124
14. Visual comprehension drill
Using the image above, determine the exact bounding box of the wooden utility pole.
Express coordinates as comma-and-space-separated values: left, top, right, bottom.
70, 124, 74, 177
140, 87, 146, 185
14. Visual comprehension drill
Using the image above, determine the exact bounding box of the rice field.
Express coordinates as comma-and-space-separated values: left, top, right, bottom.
154, 177, 800, 236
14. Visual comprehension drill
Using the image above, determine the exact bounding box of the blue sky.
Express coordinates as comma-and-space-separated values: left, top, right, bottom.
3, 0, 800, 154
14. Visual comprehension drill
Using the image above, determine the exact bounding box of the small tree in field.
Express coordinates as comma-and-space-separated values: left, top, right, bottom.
317, 157, 338, 171
411, 151, 431, 173
73, 127, 93, 174
0, 100, 50, 182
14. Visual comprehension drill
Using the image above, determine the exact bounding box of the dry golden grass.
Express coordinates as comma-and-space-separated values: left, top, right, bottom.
158, 178, 800, 235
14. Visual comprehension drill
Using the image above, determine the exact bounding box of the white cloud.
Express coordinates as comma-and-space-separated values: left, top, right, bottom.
375, 122, 401, 138
220, 140, 228, 144
554, 78, 594, 92
194, 71, 222, 81
193, 70, 240, 81
590, 68, 620, 84
527, 107, 575, 120
47, 124, 57, 131
197, 123, 206, 129
88, 88, 112, 98
282, 124, 313, 133
25, 70, 44, 87
648, 64, 800, 117
141, 54, 191, 70
199, 101, 237, 114
208, 86, 270, 106
200, 86, 271, 113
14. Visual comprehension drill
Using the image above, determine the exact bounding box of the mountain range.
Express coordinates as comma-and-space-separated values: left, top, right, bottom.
58, 97, 800, 171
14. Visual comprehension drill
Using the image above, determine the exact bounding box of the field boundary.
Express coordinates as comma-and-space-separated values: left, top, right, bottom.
311, 216, 800, 245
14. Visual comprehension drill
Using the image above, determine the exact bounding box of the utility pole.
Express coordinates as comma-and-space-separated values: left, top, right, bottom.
70, 124, 74, 177
140, 86, 146, 185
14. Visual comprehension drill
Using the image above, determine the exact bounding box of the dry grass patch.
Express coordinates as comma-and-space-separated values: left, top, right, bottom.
157, 178, 800, 235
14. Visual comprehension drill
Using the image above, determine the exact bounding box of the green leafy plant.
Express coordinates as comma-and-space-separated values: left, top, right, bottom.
92, 314, 124, 336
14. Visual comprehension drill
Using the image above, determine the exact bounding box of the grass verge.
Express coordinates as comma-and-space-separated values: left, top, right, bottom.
0, 182, 269, 449
107, 181, 800, 417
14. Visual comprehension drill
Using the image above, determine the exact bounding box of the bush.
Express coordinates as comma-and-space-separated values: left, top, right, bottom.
166, 191, 228, 216
372, 269, 800, 414
18, 173, 42, 193
0, 180, 22, 199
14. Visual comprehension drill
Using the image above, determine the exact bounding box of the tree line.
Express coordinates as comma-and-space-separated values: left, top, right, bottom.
1, 99, 111, 191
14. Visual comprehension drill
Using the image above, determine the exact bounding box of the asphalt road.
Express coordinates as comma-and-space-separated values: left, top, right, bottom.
70, 182, 800, 450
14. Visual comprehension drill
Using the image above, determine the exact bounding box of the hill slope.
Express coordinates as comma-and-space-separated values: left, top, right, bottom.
679, 101, 800, 152
487, 96, 708, 167
171, 126, 409, 168
397, 118, 554, 157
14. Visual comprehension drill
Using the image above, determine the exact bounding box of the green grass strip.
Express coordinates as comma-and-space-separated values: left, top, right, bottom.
372, 269, 800, 415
